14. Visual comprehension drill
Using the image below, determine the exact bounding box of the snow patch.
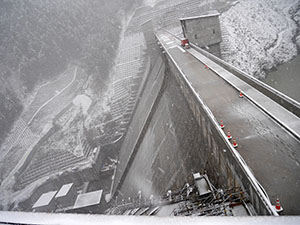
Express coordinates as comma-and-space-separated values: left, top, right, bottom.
144, 0, 160, 8
220, 0, 299, 78
73, 94, 92, 115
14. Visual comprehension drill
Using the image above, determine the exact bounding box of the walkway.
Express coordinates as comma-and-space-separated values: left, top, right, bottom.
157, 31, 300, 214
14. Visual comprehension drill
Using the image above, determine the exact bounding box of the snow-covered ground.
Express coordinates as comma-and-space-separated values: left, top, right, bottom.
220, 0, 300, 78
144, 0, 159, 7
73, 94, 92, 115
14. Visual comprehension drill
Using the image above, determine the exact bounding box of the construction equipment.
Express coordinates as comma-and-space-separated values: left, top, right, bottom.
107, 173, 254, 216
181, 38, 190, 49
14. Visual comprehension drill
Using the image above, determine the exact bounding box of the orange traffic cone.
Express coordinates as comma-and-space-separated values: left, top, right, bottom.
227, 131, 232, 140
232, 138, 238, 148
275, 198, 283, 212
239, 91, 243, 98
220, 120, 225, 129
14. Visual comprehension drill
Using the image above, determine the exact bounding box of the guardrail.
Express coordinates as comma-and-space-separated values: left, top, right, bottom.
160, 28, 300, 118
188, 47, 300, 142
190, 44, 300, 118
156, 32, 278, 216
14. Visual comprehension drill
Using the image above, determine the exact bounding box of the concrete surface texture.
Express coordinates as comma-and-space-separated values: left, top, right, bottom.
112, 53, 166, 196
118, 68, 205, 198
181, 14, 221, 47
180, 13, 222, 57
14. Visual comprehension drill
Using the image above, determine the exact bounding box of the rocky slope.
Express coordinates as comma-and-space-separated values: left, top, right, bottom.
220, 0, 300, 78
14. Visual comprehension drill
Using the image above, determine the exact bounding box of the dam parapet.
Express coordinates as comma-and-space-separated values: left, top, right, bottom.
111, 0, 300, 214
159, 34, 277, 215
110, 20, 279, 215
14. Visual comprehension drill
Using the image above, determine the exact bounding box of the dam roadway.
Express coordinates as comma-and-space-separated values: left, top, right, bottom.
157, 31, 300, 214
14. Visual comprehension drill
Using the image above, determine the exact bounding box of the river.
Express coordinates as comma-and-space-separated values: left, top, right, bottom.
261, 55, 300, 103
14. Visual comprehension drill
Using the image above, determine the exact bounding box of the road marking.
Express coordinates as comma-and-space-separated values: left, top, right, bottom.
176, 46, 186, 53
169, 45, 186, 53
116, 59, 140, 67
166, 41, 174, 45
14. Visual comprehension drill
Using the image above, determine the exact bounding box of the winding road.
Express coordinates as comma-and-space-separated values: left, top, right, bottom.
27, 66, 78, 125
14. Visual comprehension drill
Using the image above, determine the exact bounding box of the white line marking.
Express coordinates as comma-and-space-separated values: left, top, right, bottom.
176, 46, 186, 53
166, 41, 174, 45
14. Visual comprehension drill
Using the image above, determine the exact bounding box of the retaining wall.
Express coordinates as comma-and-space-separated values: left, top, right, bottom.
112, 53, 166, 196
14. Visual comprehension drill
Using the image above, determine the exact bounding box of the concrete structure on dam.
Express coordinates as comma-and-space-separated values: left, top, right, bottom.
111, 18, 300, 216
180, 12, 222, 57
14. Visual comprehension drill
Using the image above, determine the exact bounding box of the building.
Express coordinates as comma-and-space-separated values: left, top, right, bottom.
32, 191, 57, 212
68, 190, 103, 214
180, 12, 222, 57
55, 183, 76, 208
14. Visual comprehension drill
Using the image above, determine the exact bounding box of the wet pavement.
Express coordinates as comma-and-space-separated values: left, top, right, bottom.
157, 31, 300, 215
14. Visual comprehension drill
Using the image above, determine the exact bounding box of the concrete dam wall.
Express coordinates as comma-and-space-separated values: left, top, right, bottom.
112, 44, 275, 215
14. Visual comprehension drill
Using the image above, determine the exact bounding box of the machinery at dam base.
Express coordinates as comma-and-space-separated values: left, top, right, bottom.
108, 173, 255, 216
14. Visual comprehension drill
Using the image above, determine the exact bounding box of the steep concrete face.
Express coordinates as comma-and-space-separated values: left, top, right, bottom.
118, 68, 206, 198
112, 51, 166, 197
113, 49, 236, 197
113, 44, 276, 214
115, 58, 240, 201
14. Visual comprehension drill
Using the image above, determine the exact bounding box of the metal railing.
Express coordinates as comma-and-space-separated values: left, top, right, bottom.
190, 42, 300, 118
159, 27, 300, 118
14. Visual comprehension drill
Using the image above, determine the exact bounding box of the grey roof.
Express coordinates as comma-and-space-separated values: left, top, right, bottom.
179, 12, 220, 21
32, 191, 57, 209
55, 183, 73, 198
73, 190, 103, 209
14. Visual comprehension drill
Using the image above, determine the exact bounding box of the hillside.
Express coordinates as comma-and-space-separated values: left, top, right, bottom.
220, 0, 300, 78
0, 0, 136, 144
